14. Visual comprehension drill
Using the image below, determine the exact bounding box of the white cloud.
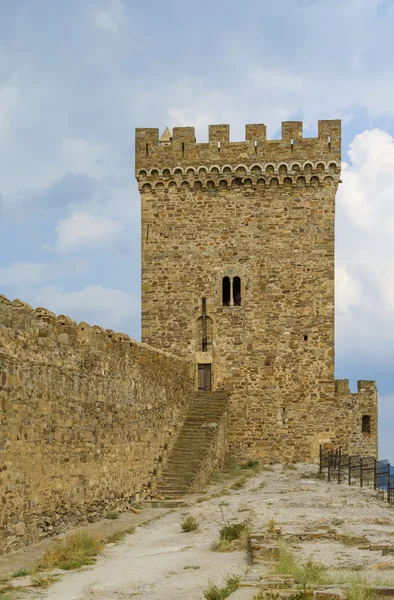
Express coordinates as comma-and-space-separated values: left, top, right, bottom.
155, 59, 394, 143
0, 259, 89, 286
335, 267, 361, 314
336, 128, 394, 358
92, 0, 124, 31
33, 284, 137, 331
54, 211, 123, 254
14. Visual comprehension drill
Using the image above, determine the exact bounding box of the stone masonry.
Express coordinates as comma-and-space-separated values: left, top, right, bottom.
0, 295, 194, 554
135, 120, 378, 463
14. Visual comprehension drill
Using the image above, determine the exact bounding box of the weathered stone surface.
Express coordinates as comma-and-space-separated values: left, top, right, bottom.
136, 121, 378, 462
0, 299, 194, 554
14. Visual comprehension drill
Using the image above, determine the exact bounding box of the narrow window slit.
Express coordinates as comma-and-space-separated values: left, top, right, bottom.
291, 138, 294, 153
145, 143, 149, 157
233, 276, 241, 306
182, 142, 185, 157
304, 334, 308, 341
202, 297, 207, 352
362, 415, 371, 434
254, 140, 258, 154
218, 141, 221, 154
328, 135, 331, 151
222, 277, 230, 306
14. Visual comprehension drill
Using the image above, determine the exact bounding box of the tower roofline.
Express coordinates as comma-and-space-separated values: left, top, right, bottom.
135, 120, 341, 173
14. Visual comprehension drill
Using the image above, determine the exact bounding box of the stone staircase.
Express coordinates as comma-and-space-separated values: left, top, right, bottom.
156, 391, 228, 498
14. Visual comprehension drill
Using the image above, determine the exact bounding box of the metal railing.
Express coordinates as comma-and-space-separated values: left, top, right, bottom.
319, 446, 394, 503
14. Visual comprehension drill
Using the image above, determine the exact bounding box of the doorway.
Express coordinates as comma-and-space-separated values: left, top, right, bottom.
198, 364, 211, 392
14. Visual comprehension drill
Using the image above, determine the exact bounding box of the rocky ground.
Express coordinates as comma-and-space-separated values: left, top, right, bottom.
2, 462, 394, 599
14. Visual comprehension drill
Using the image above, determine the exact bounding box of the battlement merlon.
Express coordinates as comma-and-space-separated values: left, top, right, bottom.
335, 379, 378, 397
135, 120, 341, 174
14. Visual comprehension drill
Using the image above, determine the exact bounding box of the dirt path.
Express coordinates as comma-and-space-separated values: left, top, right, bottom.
0, 509, 169, 581
4, 463, 394, 599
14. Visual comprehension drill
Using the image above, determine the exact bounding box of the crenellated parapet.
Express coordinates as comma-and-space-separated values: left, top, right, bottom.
135, 121, 341, 192
0, 294, 189, 363
335, 379, 377, 398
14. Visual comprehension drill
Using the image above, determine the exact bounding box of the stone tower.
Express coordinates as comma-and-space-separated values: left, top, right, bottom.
135, 120, 375, 463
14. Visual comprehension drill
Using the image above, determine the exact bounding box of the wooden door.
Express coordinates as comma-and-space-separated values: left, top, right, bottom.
198, 364, 211, 392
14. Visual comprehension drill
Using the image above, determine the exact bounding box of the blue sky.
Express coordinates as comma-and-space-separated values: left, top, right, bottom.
1, 0, 394, 459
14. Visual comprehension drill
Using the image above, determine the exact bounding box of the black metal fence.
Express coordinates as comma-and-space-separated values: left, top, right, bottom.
319, 446, 394, 503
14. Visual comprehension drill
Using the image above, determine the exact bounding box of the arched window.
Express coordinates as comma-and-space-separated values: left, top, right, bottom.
233, 277, 241, 306
222, 277, 230, 306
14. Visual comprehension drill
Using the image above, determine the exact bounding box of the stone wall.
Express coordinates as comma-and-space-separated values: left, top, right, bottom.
334, 379, 378, 457
0, 295, 194, 555
189, 406, 228, 493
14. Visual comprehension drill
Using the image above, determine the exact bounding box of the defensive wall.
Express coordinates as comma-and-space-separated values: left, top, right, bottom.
0, 295, 194, 555
0, 292, 378, 554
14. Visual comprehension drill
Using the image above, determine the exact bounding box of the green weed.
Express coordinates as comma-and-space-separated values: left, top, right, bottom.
181, 515, 199, 532
11, 568, 30, 578
203, 575, 240, 600
106, 527, 135, 544
31, 572, 61, 587
105, 511, 120, 520
38, 530, 104, 571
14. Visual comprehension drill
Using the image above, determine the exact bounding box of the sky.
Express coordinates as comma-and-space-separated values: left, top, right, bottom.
1, 0, 394, 459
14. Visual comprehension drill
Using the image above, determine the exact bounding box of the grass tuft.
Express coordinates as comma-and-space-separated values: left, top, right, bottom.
105, 511, 120, 520
30, 572, 61, 588
181, 515, 199, 532
262, 546, 386, 600
267, 517, 277, 535
38, 530, 104, 571
230, 477, 247, 490
203, 575, 240, 600
0, 587, 25, 600
212, 459, 262, 484
339, 534, 368, 547
11, 568, 30, 578
240, 460, 260, 469
106, 527, 135, 544
273, 545, 329, 586
220, 521, 249, 542
212, 519, 251, 552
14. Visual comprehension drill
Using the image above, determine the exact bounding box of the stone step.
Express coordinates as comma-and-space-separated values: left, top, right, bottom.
142, 499, 186, 508
170, 441, 215, 449
164, 461, 204, 469
185, 421, 222, 424
159, 472, 195, 479
156, 488, 187, 495
170, 439, 216, 447
163, 462, 203, 469
175, 426, 219, 432
156, 392, 227, 497
183, 415, 224, 420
